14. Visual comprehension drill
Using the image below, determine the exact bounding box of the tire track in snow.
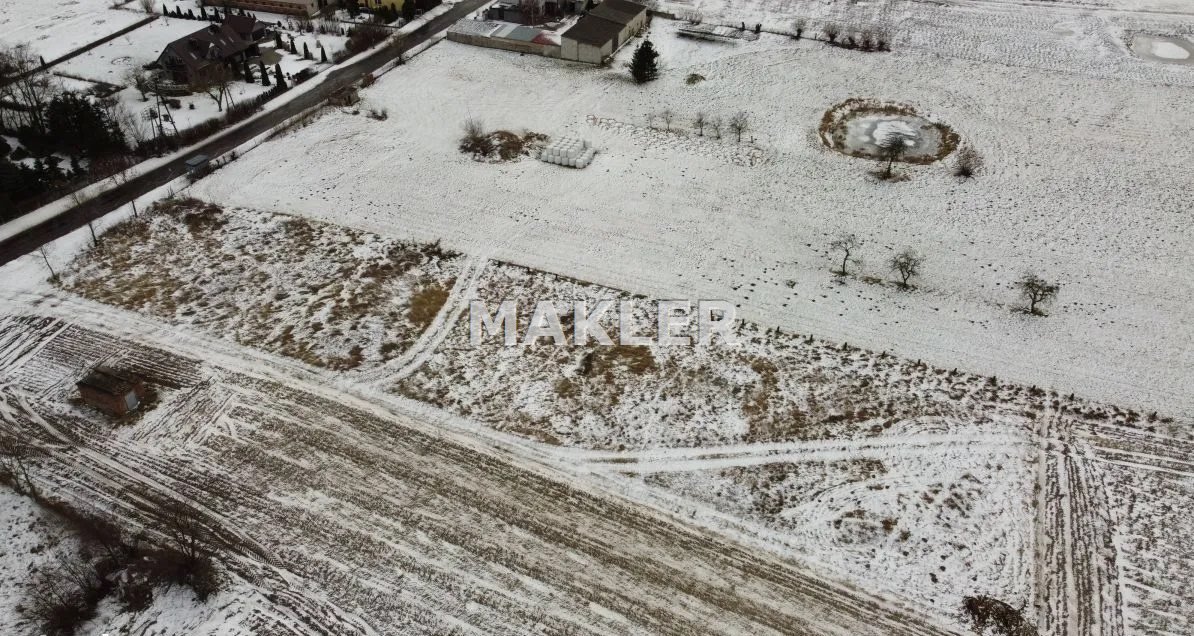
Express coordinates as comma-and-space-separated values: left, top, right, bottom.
577, 433, 1026, 473
364, 255, 488, 388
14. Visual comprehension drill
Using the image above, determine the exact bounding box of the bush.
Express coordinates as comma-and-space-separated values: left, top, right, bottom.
345, 24, 390, 54
459, 118, 493, 156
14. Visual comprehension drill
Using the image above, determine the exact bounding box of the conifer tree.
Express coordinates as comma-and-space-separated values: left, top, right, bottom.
630, 39, 659, 84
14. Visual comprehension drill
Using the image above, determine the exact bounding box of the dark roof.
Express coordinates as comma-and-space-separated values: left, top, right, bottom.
588, 0, 644, 26
223, 14, 264, 40
562, 14, 625, 46
159, 21, 258, 76
77, 368, 139, 396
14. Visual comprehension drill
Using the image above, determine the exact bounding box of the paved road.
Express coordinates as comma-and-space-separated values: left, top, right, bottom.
0, 0, 488, 266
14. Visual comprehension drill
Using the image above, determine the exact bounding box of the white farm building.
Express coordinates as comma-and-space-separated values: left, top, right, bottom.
559, 0, 646, 64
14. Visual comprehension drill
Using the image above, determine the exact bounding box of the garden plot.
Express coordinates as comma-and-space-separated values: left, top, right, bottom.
0, 0, 148, 61
58, 199, 465, 371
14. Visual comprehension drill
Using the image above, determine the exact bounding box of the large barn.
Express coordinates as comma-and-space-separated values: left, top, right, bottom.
559, 0, 646, 64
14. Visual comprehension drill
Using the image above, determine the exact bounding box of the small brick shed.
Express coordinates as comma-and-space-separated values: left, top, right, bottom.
77, 368, 147, 416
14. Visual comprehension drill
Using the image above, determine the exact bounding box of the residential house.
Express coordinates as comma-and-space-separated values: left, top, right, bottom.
157, 19, 263, 85
201, 0, 323, 17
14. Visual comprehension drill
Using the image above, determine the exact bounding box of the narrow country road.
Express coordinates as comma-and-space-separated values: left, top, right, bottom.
0, 0, 489, 266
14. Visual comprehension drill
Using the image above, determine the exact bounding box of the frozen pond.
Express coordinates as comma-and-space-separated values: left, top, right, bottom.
843, 115, 945, 161
1130, 35, 1194, 65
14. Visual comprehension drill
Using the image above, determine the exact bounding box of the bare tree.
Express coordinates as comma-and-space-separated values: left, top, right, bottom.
693, 112, 707, 136
953, 145, 984, 178
708, 116, 722, 139
0, 429, 40, 496
889, 248, 922, 288
823, 23, 841, 43
125, 68, 153, 101
793, 18, 807, 39
193, 65, 235, 112
138, 0, 156, 13
519, 0, 546, 25
728, 111, 749, 142
1016, 273, 1059, 316
0, 44, 56, 135
875, 130, 912, 179
829, 233, 861, 276
36, 246, 58, 281
157, 500, 212, 566
660, 108, 674, 132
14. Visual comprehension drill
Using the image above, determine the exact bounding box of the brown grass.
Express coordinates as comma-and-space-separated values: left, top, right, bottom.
408, 282, 451, 330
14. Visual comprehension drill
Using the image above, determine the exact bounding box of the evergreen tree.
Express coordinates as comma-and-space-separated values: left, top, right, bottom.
260, 61, 270, 86
302, 42, 311, 59
274, 32, 284, 48
320, 46, 328, 63
401, 0, 416, 23
45, 92, 128, 158
289, 37, 297, 54
242, 59, 253, 81
630, 39, 659, 84
274, 64, 286, 89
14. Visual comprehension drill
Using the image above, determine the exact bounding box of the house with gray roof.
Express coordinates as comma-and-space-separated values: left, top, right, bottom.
157, 19, 263, 86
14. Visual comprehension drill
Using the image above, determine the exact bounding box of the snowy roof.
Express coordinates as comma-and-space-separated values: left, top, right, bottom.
561, 14, 624, 46
588, 0, 645, 26
449, 19, 504, 37
77, 367, 139, 396
159, 20, 259, 77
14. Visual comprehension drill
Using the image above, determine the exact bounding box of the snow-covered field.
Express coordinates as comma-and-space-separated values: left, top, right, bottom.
2, 0, 1193, 633
192, 12, 1194, 422
0, 0, 149, 61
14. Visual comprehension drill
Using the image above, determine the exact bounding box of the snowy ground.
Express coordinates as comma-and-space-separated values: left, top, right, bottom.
191, 12, 1194, 422
2, 0, 1192, 633
0, 0, 149, 61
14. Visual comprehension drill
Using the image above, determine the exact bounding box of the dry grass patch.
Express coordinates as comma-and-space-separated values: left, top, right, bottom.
60, 199, 464, 371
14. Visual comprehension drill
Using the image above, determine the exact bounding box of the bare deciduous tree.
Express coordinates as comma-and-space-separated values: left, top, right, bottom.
1016, 273, 1059, 316
0, 44, 56, 135
138, 0, 156, 13
793, 18, 807, 39
125, 68, 153, 101
708, 116, 722, 139
728, 111, 749, 142
823, 23, 841, 43
693, 111, 707, 136
829, 233, 862, 276
193, 65, 235, 112
36, 246, 58, 281
889, 248, 922, 288
0, 429, 39, 496
875, 130, 912, 179
660, 108, 674, 132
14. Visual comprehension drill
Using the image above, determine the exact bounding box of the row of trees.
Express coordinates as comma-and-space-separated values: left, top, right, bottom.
828, 233, 1060, 315
646, 109, 753, 143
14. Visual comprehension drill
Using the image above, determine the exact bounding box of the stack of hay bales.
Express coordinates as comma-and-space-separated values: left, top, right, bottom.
537, 136, 596, 168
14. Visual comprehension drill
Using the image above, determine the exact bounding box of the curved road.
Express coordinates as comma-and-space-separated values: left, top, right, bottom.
0, 0, 489, 266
